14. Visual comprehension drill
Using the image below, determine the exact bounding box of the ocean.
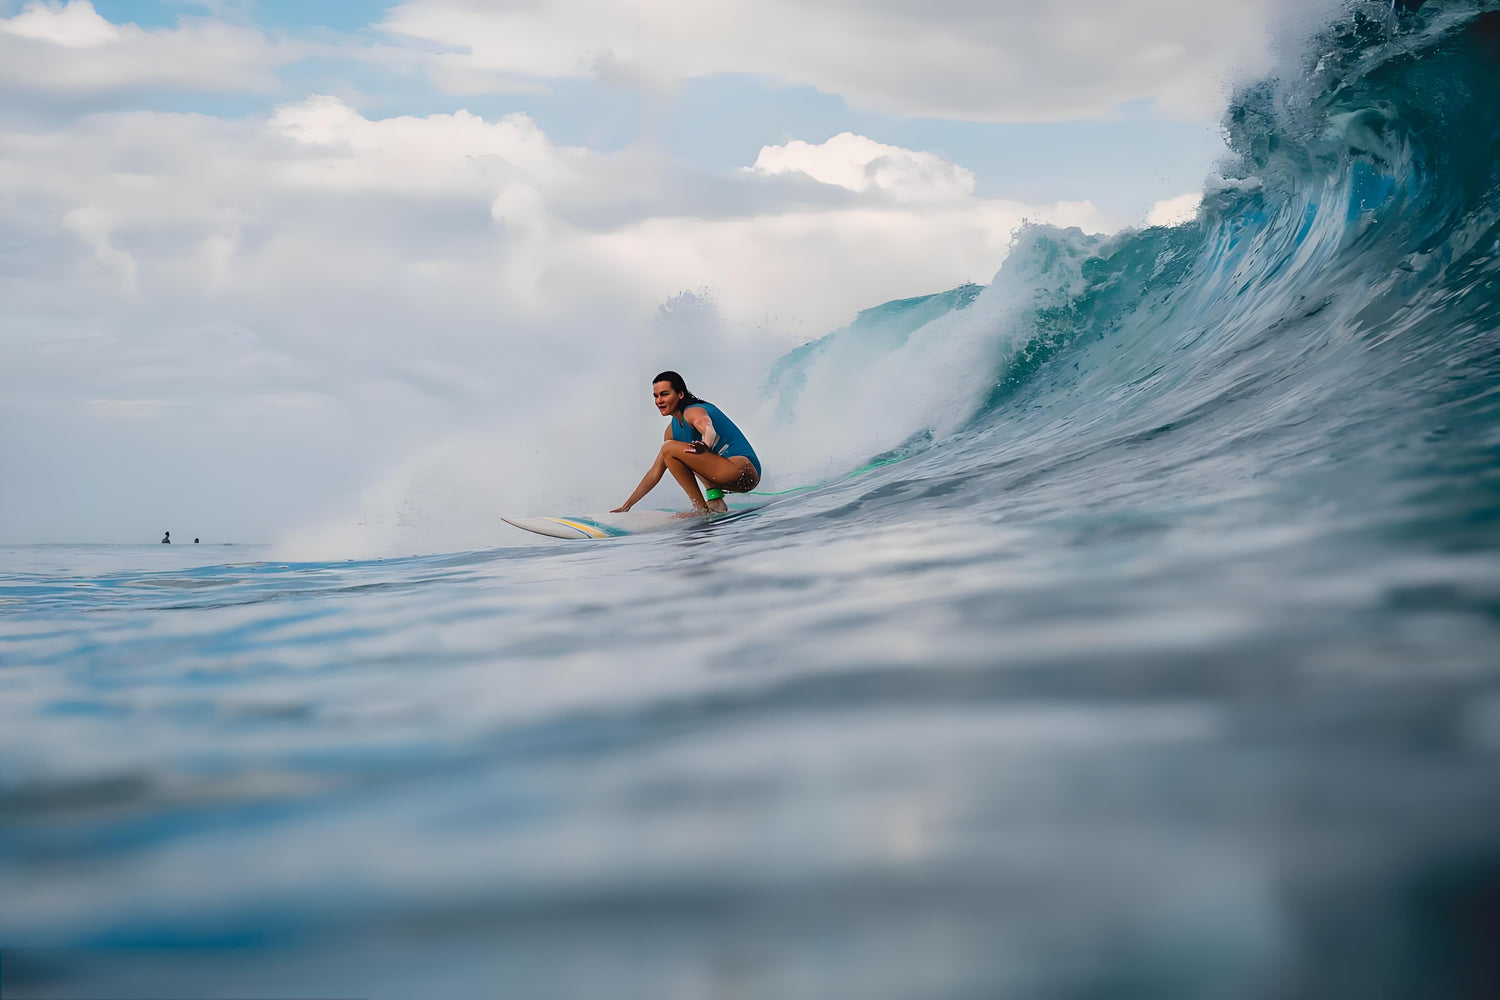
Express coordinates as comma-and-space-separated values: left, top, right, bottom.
4, 2, 1500, 997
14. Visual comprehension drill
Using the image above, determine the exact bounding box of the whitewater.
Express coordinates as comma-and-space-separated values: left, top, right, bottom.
4, 2, 1500, 997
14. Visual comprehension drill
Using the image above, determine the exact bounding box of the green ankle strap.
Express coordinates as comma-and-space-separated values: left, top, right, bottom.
704, 488, 725, 501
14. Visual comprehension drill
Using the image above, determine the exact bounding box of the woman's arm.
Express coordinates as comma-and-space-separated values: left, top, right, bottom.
612, 459, 666, 512
683, 406, 718, 449
611, 427, 671, 512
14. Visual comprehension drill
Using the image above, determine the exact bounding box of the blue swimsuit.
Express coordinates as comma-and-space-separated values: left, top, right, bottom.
671, 402, 761, 478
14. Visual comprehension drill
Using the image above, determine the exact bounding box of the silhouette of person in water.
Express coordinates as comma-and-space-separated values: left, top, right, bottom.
194, 538, 200, 544
161, 531, 171, 544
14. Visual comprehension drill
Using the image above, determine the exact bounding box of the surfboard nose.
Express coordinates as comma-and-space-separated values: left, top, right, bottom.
501, 517, 608, 539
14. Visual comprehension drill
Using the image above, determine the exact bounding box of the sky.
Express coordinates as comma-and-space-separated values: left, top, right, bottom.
0, 0, 1338, 551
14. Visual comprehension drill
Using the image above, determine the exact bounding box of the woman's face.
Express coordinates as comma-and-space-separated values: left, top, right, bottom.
653, 381, 683, 415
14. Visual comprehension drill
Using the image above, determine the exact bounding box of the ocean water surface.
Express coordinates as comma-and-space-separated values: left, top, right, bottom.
5, 2, 1500, 997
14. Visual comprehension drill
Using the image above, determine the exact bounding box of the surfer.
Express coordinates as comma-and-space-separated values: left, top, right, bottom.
161, 531, 171, 544
613, 371, 761, 514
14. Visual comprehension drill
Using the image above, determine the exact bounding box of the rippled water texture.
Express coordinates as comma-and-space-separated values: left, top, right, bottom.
6, 2, 1500, 997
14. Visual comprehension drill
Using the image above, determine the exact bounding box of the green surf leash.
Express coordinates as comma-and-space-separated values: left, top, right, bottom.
747, 454, 908, 497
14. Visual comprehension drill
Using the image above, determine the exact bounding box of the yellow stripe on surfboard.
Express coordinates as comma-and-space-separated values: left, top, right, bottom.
546, 518, 611, 539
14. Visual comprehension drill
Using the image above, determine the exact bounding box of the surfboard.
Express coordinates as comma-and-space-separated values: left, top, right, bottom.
503, 507, 760, 539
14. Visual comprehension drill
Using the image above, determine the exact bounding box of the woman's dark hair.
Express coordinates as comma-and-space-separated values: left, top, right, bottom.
652, 370, 708, 408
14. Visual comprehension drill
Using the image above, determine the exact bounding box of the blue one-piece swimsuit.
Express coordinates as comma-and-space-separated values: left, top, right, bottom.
670, 402, 761, 478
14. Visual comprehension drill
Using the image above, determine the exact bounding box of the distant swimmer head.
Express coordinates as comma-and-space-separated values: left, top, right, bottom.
652, 370, 706, 416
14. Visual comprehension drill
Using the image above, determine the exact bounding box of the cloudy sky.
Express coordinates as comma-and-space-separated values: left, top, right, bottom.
0, 0, 1331, 550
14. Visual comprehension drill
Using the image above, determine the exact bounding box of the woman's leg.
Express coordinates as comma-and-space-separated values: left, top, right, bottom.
662, 446, 709, 510
722, 459, 759, 493
696, 475, 729, 513
659, 443, 757, 510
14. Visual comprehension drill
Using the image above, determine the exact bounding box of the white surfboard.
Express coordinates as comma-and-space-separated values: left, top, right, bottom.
503, 506, 761, 540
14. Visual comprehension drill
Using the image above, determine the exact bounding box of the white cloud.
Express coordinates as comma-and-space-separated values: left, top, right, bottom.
1, 0, 120, 46
751, 132, 975, 204
0, 94, 1099, 329
268, 94, 587, 200
379, 0, 1311, 121
0, 1, 287, 94
62, 204, 138, 289
1146, 191, 1201, 227
258, 99, 1107, 327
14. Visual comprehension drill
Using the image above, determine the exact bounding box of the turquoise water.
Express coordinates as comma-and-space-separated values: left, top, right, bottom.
5, 2, 1500, 997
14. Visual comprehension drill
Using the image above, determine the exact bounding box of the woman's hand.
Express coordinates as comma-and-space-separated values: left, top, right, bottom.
610, 504, 632, 513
